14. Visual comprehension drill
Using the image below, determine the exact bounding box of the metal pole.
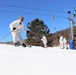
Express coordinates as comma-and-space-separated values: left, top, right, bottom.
70, 19, 74, 40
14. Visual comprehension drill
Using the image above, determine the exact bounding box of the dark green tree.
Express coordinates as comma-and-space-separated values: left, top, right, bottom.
26, 18, 52, 46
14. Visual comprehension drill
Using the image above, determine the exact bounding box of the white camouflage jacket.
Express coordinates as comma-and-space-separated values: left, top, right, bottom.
10, 20, 26, 33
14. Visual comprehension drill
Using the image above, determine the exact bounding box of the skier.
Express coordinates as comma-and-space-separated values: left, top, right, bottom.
63, 38, 68, 49
41, 34, 47, 48
9, 16, 29, 47
59, 34, 64, 49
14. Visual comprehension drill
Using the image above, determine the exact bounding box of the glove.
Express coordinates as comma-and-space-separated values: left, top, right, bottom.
13, 27, 16, 31
27, 30, 30, 33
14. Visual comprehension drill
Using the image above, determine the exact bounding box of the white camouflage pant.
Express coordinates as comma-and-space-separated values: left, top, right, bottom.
11, 31, 24, 44
60, 42, 64, 48
43, 41, 47, 48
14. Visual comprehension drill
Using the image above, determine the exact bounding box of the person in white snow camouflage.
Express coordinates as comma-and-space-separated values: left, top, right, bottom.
63, 38, 68, 49
41, 34, 47, 48
10, 16, 29, 47
59, 34, 64, 49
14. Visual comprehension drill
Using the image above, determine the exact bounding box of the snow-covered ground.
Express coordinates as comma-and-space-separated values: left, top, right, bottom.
0, 44, 76, 75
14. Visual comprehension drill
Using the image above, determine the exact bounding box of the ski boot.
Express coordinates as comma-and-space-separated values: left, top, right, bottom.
22, 43, 26, 47
14, 42, 19, 47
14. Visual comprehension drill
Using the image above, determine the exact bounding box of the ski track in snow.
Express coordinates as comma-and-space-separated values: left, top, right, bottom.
0, 44, 76, 75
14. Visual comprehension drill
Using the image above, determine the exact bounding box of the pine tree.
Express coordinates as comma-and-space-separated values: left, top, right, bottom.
26, 18, 52, 46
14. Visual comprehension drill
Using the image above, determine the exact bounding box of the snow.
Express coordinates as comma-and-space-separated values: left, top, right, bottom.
0, 44, 76, 75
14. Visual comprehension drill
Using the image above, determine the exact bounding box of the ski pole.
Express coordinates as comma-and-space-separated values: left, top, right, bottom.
0, 30, 13, 42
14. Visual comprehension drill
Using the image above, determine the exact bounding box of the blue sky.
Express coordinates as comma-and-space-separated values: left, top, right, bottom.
0, 0, 76, 42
